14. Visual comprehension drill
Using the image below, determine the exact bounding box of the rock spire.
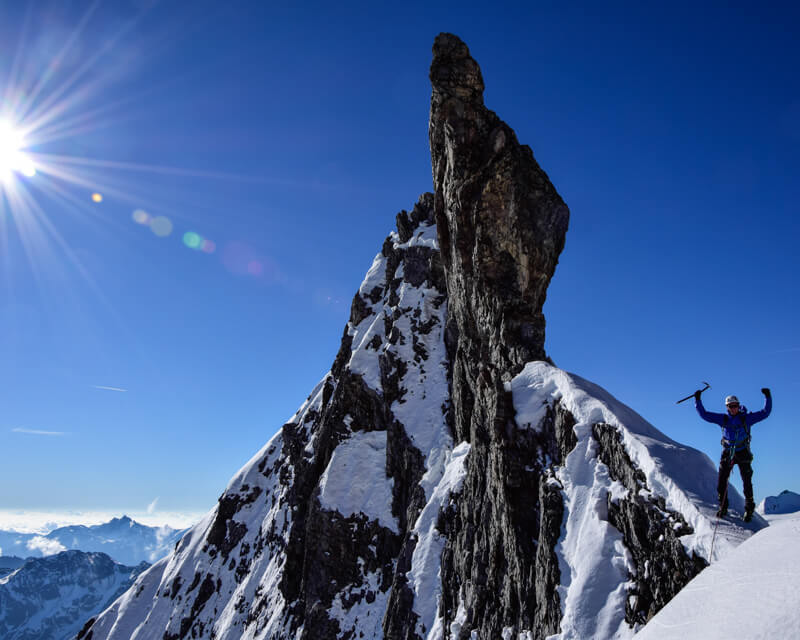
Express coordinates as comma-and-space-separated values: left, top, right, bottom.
430, 32, 569, 375
426, 32, 572, 638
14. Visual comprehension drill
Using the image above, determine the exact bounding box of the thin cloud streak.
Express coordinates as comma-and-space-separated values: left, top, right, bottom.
12, 428, 67, 436
93, 385, 128, 392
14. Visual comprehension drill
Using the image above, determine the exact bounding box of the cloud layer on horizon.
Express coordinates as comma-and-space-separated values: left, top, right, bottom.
0, 509, 206, 535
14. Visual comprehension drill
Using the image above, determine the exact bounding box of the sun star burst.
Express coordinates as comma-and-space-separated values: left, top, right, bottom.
0, 118, 36, 183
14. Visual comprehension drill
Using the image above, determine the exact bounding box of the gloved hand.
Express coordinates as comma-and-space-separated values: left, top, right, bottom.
761, 387, 771, 398
694, 390, 702, 401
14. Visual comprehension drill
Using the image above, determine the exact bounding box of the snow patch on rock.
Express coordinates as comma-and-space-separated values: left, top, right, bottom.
318, 430, 399, 533
407, 442, 470, 640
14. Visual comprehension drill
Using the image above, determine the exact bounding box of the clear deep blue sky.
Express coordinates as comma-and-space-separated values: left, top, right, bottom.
1, 1, 798, 522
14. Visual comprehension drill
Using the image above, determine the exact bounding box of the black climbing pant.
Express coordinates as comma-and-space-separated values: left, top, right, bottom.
718, 447, 754, 509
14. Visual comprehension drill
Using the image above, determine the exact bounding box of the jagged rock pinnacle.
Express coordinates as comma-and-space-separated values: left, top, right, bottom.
430, 33, 484, 103
428, 33, 571, 637
430, 32, 569, 375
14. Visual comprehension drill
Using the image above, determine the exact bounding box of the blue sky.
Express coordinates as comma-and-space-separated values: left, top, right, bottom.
1, 1, 797, 525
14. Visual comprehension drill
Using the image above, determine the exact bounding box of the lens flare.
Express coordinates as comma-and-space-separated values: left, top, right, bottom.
91, 192, 103, 203
182, 231, 216, 254
150, 216, 172, 237
182, 231, 202, 249
132, 209, 150, 225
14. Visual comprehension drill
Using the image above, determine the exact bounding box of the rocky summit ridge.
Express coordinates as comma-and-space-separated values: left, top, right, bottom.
78, 34, 760, 640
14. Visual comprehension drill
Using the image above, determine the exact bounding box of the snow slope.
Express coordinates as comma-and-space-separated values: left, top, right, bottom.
0, 556, 25, 577
635, 515, 800, 639
318, 430, 399, 533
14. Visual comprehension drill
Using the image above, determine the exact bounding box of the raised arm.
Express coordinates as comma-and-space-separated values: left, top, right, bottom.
747, 388, 772, 425
695, 391, 725, 425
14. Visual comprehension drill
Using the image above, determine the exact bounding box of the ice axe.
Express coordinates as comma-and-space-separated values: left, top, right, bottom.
676, 382, 711, 404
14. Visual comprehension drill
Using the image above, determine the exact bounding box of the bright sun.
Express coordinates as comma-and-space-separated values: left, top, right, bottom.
0, 119, 36, 183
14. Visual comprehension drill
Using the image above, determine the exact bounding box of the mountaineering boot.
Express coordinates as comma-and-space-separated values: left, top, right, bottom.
716, 493, 728, 517
744, 501, 755, 522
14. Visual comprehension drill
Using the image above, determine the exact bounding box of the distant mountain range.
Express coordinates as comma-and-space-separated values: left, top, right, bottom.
0, 550, 149, 640
759, 489, 800, 515
0, 516, 187, 566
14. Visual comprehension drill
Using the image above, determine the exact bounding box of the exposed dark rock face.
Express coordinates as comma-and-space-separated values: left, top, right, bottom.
593, 423, 708, 625
437, 401, 576, 639
427, 33, 571, 638
430, 33, 569, 376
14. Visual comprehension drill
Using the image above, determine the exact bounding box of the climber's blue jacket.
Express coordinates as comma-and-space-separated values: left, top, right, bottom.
695, 395, 772, 451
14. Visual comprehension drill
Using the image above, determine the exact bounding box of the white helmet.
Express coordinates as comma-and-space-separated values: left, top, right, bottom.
725, 395, 739, 406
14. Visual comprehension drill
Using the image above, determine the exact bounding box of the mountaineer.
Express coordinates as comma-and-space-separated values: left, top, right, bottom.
695, 388, 772, 521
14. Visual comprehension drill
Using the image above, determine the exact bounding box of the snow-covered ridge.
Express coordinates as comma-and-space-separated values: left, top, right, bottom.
82, 200, 459, 640
509, 361, 763, 639
327, 210, 455, 638
510, 362, 759, 558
